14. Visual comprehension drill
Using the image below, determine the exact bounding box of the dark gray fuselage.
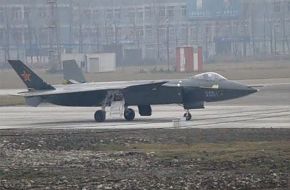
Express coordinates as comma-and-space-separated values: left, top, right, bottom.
39, 78, 257, 109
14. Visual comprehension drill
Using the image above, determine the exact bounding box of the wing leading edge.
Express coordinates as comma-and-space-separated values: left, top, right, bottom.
18, 81, 168, 97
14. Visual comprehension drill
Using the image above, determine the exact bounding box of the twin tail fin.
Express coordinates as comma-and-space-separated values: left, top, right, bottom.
8, 60, 55, 91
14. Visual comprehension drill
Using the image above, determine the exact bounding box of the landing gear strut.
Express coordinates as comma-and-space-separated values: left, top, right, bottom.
183, 111, 192, 121
94, 91, 137, 122
124, 108, 135, 121
94, 91, 124, 122
94, 110, 106, 122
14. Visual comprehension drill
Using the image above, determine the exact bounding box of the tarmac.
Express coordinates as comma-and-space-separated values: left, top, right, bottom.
0, 79, 289, 130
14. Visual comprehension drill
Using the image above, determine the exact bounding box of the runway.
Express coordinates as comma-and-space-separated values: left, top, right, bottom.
0, 104, 290, 129
0, 79, 289, 130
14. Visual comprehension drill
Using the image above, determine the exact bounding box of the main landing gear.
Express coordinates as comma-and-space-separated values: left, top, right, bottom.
94, 108, 136, 122
183, 110, 192, 121
124, 108, 135, 121
94, 110, 106, 122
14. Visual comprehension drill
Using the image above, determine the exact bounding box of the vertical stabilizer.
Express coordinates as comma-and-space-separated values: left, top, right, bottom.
63, 60, 86, 83
8, 60, 55, 90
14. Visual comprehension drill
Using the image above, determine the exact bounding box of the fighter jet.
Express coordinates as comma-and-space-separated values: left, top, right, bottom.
63, 60, 86, 84
8, 60, 257, 122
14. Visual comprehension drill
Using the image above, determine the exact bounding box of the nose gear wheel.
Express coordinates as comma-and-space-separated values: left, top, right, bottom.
183, 111, 192, 121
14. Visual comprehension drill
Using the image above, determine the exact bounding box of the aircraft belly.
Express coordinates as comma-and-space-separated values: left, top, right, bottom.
124, 86, 183, 106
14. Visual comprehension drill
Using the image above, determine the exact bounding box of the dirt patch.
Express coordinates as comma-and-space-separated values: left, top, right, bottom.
0, 96, 25, 106
0, 128, 289, 189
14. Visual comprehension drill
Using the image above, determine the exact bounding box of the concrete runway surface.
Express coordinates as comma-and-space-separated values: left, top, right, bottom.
0, 79, 289, 130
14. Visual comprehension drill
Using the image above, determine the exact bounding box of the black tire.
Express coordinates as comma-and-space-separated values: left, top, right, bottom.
184, 112, 192, 121
94, 110, 106, 122
124, 108, 135, 121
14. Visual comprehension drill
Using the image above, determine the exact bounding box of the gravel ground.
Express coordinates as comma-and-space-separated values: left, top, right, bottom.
0, 128, 290, 190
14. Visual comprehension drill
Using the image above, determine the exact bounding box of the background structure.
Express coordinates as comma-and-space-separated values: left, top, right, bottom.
0, 0, 289, 68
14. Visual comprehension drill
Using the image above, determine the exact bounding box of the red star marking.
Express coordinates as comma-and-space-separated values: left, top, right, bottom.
21, 70, 31, 82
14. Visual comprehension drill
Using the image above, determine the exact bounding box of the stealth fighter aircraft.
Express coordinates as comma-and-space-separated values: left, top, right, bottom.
8, 60, 257, 122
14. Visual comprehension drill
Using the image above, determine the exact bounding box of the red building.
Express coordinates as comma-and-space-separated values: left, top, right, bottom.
176, 46, 203, 72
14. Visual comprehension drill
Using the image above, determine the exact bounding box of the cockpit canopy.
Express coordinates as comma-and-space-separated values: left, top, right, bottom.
193, 72, 227, 81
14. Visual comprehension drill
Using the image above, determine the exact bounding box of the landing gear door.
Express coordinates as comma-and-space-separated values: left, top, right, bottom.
182, 87, 205, 109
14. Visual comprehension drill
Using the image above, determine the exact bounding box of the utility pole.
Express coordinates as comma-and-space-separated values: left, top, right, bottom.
153, 0, 160, 63
250, 1, 256, 56
68, 0, 73, 53
4, 5, 10, 67
281, 1, 287, 54
274, 24, 277, 55
25, 8, 33, 64
166, 19, 170, 71
78, 3, 83, 53
47, 0, 61, 72
263, 1, 267, 53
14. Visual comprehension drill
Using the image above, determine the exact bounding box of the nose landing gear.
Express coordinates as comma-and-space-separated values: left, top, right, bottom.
183, 111, 192, 121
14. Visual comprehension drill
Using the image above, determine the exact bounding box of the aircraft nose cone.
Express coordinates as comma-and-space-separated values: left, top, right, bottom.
247, 86, 258, 94
229, 82, 258, 97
